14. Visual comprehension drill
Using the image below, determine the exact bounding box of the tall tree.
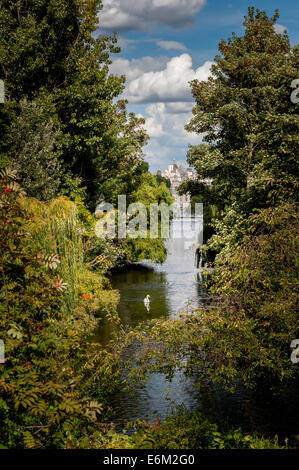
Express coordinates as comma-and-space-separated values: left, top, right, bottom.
0, 0, 148, 205
185, 8, 298, 219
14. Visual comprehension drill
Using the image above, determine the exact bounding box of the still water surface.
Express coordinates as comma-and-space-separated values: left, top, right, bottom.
93, 219, 298, 441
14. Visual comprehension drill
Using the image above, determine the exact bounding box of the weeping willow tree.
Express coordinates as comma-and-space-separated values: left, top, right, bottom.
122, 173, 174, 264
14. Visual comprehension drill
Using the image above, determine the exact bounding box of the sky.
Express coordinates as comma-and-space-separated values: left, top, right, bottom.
97, 0, 299, 173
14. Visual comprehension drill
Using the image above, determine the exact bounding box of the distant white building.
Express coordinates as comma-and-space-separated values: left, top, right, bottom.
157, 160, 197, 211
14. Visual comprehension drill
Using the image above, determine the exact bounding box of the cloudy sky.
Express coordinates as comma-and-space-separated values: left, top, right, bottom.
98, 0, 299, 172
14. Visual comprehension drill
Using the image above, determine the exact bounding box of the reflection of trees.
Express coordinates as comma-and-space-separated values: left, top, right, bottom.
111, 263, 170, 327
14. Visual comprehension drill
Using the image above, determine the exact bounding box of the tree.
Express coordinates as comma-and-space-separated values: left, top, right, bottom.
122, 173, 173, 263
6, 100, 63, 200
185, 8, 298, 220
155, 173, 171, 189
0, 0, 149, 206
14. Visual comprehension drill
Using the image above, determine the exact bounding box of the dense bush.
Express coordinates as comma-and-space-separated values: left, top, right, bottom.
3, 100, 63, 201
0, 169, 122, 448
93, 409, 283, 449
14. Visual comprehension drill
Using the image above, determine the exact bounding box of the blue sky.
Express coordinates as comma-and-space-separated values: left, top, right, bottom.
98, 1, 299, 172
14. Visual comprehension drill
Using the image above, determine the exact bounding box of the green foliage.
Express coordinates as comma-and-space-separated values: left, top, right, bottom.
4, 99, 63, 200
84, 236, 127, 274
59, 172, 88, 205
129, 411, 283, 449
155, 173, 171, 189
185, 8, 298, 215
206, 204, 299, 386
0, 0, 149, 206
0, 170, 123, 448
93, 409, 283, 449
122, 173, 174, 263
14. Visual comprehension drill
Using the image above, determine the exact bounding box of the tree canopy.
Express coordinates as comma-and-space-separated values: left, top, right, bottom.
0, 0, 149, 206
184, 7, 298, 217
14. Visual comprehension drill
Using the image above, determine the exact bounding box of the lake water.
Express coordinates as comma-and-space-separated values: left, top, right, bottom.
93, 218, 298, 443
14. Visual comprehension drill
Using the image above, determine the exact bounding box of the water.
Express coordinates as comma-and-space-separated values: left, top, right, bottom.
111, 218, 209, 324
94, 218, 245, 424
92, 219, 298, 442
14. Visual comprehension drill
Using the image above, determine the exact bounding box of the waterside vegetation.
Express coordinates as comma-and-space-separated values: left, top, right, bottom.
0, 2, 297, 449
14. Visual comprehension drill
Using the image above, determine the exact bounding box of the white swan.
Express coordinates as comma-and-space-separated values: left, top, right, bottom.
144, 294, 151, 312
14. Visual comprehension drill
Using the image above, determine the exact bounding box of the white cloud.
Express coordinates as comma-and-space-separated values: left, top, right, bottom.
165, 102, 193, 113
109, 53, 212, 170
156, 40, 187, 51
116, 37, 137, 52
273, 23, 288, 35
100, 0, 206, 32
144, 103, 166, 137
144, 138, 172, 168
109, 56, 169, 82
124, 54, 213, 103
116, 38, 187, 53
142, 101, 204, 170
144, 102, 200, 144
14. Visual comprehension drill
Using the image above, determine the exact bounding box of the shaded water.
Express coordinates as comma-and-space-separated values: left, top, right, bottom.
93, 219, 298, 442
93, 219, 245, 424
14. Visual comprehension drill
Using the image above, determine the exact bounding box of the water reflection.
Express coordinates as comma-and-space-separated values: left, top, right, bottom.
99, 218, 212, 422
92, 219, 298, 441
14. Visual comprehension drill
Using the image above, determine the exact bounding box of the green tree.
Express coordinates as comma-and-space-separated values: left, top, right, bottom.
123, 173, 173, 263
0, 0, 149, 206
5, 99, 63, 200
155, 173, 171, 189
185, 8, 298, 220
